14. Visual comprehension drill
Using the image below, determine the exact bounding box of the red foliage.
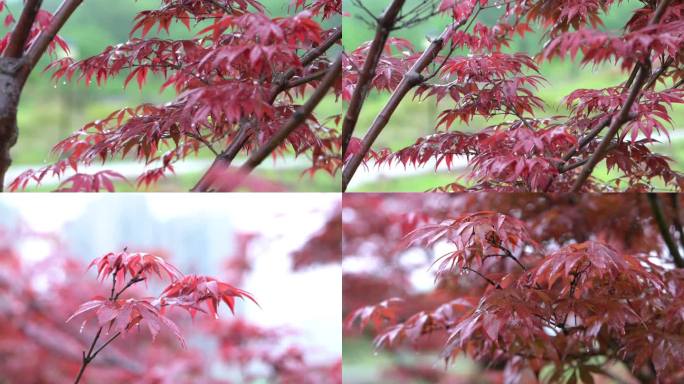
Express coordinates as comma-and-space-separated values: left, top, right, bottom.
67, 297, 187, 347
6, 0, 341, 191
89, 250, 182, 283
344, 193, 684, 383
292, 203, 342, 270
0, 212, 341, 383
345, 0, 684, 192
160, 274, 257, 318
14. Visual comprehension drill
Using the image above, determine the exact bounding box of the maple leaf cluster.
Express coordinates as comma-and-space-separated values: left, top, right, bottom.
343, 0, 684, 192
344, 193, 684, 383
67, 249, 256, 350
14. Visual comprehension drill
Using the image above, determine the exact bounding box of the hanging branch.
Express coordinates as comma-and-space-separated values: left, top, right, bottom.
341, 0, 407, 157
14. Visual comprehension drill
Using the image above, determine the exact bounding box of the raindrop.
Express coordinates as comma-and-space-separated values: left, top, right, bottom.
53, 84, 57, 89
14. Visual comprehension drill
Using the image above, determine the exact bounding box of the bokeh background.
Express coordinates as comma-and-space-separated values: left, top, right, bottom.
0, 193, 341, 382
343, 0, 684, 192
3, 0, 340, 191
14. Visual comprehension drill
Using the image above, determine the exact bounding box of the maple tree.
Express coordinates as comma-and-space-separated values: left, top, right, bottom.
0, 0, 341, 192
344, 193, 684, 383
0, 223, 342, 383
341, 0, 684, 192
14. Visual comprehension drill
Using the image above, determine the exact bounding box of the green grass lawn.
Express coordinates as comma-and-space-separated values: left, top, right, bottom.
343, 337, 477, 384
344, 336, 641, 383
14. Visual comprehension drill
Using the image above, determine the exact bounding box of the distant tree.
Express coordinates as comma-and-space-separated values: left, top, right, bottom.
341, 0, 684, 192
0, 0, 341, 192
345, 193, 684, 383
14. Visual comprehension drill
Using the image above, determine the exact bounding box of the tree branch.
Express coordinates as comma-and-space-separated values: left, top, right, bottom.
570, 0, 673, 192
342, 18, 470, 191
192, 54, 342, 191
542, 113, 634, 192
240, 54, 341, 173
268, 27, 341, 104
341, 0, 407, 157
671, 194, 684, 251
23, 0, 84, 80
647, 193, 684, 268
4, 0, 43, 59
562, 115, 615, 164
190, 120, 254, 192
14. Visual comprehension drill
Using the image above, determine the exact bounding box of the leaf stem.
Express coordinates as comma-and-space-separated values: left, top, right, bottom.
73, 270, 143, 383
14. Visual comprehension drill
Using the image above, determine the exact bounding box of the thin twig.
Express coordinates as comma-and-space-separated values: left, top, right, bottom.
463, 267, 501, 289
285, 68, 329, 89
269, 27, 341, 104
648, 193, 684, 268
491, 243, 527, 271
73, 269, 144, 383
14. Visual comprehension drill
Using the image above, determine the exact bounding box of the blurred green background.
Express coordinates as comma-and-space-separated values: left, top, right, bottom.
4, 0, 340, 191
343, 0, 684, 192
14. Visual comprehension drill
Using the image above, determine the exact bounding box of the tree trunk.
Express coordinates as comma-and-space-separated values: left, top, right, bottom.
0, 58, 23, 192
